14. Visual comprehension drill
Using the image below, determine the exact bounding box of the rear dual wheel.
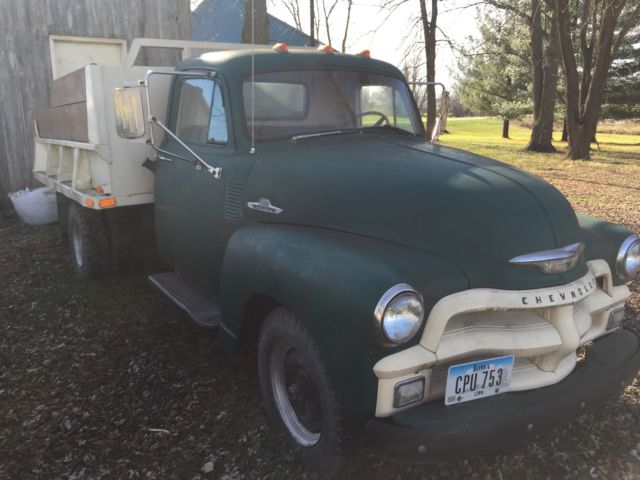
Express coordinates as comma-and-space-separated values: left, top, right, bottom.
258, 308, 344, 467
67, 203, 109, 278
63, 201, 159, 278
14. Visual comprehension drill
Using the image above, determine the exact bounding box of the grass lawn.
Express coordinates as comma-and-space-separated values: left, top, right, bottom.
440, 117, 640, 166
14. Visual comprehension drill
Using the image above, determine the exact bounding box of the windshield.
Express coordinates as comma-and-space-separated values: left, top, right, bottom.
242, 70, 423, 140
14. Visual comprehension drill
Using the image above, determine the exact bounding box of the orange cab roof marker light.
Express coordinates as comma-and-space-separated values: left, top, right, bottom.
98, 198, 117, 209
84, 199, 95, 208
318, 45, 334, 54
357, 49, 371, 58
272, 42, 289, 53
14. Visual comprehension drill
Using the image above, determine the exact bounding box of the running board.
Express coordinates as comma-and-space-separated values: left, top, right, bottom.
149, 272, 222, 329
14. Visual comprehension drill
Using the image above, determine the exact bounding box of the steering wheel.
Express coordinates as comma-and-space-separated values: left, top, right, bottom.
357, 110, 391, 127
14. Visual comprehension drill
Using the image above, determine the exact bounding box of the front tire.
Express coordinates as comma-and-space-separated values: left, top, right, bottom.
258, 308, 344, 467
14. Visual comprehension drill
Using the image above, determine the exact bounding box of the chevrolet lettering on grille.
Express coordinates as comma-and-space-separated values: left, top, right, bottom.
520, 277, 596, 306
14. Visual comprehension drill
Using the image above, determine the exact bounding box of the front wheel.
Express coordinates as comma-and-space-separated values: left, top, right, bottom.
258, 308, 344, 467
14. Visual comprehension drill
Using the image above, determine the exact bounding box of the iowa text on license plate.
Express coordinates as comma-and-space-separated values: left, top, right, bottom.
445, 355, 514, 405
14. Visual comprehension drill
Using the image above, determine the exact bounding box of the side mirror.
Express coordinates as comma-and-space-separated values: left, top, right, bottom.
113, 88, 145, 139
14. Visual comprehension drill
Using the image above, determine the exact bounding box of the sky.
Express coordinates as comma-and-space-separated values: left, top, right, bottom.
190, 0, 479, 86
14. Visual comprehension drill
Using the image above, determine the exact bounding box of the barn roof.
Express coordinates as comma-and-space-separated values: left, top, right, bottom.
192, 0, 314, 47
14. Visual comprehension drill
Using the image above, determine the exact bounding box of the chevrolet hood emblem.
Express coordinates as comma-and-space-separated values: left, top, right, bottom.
509, 242, 584, 274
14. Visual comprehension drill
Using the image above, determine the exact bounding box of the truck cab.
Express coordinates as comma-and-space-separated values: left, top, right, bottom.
153, 48, 424, 292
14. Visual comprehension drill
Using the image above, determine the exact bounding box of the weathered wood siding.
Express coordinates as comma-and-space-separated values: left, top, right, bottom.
0, 0, 191, 212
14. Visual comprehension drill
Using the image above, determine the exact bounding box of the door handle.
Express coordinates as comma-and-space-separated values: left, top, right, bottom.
155, 154, 174, 162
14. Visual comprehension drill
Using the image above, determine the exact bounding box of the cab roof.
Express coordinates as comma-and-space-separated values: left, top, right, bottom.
177, 47, 405, 80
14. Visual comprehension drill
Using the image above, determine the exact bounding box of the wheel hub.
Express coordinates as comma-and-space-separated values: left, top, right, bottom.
270, 343, 322, 447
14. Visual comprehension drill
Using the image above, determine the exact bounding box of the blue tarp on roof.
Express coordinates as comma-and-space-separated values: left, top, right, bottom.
192, 0, 313, 47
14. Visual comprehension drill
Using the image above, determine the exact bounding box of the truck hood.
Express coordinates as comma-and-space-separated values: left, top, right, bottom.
244, 134, 587, 289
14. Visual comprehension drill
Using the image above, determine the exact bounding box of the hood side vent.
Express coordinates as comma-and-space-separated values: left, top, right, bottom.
225, 182, 244, 223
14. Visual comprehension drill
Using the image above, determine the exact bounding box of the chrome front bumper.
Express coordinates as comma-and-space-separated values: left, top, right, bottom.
373, 260, 630, 417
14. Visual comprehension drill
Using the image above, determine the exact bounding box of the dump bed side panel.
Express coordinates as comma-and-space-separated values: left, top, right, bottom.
36, 69, 89, 142
34, 64, 172, 208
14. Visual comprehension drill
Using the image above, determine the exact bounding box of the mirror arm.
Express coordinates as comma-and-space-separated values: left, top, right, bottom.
141, 69, 222, 179
146, 137, 191, 163
149, 116, 223, 179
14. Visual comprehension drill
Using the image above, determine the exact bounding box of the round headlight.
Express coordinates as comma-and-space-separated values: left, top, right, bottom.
616, 235, 640, 281
375, 284, 424, 345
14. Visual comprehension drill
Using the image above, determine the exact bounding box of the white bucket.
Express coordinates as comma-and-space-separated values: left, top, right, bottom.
9, 187, 59, 226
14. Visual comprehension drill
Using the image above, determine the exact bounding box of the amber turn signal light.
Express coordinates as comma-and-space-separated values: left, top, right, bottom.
272, 42, 289, 53
318, 45, 334, 54
98, 198, 117, 208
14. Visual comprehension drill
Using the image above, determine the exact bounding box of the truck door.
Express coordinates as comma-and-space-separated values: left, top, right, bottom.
153, 76, 248, 291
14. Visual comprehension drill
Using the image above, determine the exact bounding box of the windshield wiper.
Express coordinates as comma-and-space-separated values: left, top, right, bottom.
291, 129, 361, 141
361, 125, 416, 137
291, 125, 417, 141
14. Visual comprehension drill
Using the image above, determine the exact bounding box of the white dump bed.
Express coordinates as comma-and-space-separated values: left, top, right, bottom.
33, 64, 169, 208
33, 38, 249, 210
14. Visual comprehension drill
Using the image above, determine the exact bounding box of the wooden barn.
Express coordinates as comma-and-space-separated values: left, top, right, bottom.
0, 0, 191, 214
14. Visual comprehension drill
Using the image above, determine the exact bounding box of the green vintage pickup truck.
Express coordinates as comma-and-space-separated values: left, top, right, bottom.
46, 44, 640, 465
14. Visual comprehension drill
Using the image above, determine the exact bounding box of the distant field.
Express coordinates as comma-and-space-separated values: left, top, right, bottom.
440, 117, 640, 166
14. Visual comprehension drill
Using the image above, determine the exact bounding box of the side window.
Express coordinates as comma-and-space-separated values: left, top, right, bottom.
209, 82, 228, 144
393, 89, 413, 131
176, 78, 228, 145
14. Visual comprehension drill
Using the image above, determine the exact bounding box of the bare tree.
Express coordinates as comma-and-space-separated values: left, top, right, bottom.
402, 51, 428, 111
280, 0, 303, 30
242, 0, 270, 44
276, 0, 355, 51
342, 0, 353, 52
321, 0, 339, 45
555, 0, 640, 159
380, 0, 438, 136
419, 0, 438, 138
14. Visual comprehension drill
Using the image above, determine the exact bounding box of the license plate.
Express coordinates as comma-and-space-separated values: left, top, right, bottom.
445, 355, 514, 405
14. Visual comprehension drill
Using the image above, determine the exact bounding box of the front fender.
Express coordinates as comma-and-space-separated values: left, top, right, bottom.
577, 213, 636, 285
218, 224, 468, 422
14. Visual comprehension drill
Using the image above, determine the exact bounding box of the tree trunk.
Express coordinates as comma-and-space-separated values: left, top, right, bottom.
555, 0, 623, 160
578, 0, 594, 110
310, 0, 315, 46
419, 0, 437, 139
561, 117, 568, 141
526, 7, 559, 152
529, 0, 544, 120
502, 119, 510, 138
341, 0, 353, 52
566, 122, 596, 159
241, 0, 269, 44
